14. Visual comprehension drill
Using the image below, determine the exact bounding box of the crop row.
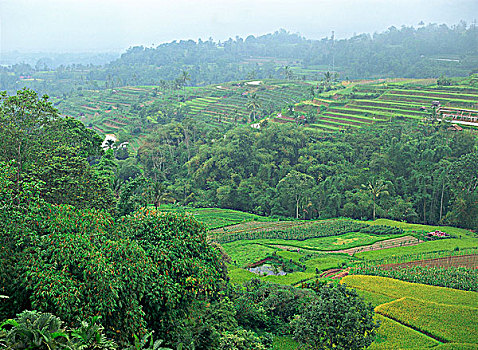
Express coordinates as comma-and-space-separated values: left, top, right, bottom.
358, 247, 478, 266
389, 88, 478, 101
323, 112, 380, 123
381, 93, 474, 105
307, 123, 342, 131
352, 265, 478, 291
329, 107, 391, 118
211, 220, 312, 235
318, 116, 362, 127
210, 219, 368, 243
359, 225, 404, 235
339, 105, 427, 117
353, 99, 424, 109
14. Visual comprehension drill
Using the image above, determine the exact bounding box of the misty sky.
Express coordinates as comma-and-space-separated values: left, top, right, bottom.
1, 0, 477, 53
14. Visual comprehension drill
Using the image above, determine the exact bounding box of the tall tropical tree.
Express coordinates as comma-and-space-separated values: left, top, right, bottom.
179, 70, 191, 87
146, 181, 175, 209
323, 71, 333, 88
246, 93, 261, 121
362, 179, 389, 221
277, 170, 315, 219
283, 65, 294, 80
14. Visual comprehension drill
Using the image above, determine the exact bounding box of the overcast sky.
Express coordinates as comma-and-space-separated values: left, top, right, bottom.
1, 0, 477, 53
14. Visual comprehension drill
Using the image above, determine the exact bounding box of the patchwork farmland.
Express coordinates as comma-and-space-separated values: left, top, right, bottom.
183, 207, 478, 349
52, 80, 313, 151
53, 78, 478, 152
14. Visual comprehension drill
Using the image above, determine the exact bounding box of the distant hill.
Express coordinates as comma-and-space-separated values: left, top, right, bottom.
2, 23, 477, 97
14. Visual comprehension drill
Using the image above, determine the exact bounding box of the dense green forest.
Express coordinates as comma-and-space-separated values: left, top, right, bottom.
2, 23, 477, 97
131, 114, 478, 230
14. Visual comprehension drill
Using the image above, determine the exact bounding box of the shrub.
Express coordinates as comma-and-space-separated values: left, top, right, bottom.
291, 283, 379, 350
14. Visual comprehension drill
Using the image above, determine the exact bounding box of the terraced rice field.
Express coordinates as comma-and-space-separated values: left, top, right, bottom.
54, 80, 314, 150
325, 235, 422, 255
309, 83, 478, 132
342, 275, 478, 348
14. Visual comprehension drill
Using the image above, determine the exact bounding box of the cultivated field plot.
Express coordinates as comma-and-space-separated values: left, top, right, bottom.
210, 219, 367, 243
215, 215, 476, 288
381, 254, 478, 269
369, 314, 439, 349
376, 297, 478, 344
321, 235, 420, 255
342, 275, 478, 349
341, 275, 478, 307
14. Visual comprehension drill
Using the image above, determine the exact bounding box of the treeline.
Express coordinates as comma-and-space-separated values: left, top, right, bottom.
133, 117, 478, 230
2, 23, 477, 96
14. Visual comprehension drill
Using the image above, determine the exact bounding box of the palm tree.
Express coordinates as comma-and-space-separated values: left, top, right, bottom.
323, 71, 332, 88
179, 70, 191, 87
146, 181, 175, 209
246, 93, 261, 121
283, 65, 294, 80
362, 179, 389, 221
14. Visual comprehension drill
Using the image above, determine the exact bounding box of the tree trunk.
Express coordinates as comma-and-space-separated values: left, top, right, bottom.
440, 180, 445, 221
372, 197, 376, 221
296, 194, 299, 219
423, 197, 426, 224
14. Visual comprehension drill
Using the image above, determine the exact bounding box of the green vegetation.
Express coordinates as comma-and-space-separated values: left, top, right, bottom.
356, 237, 478, 260
211, 219, 368, 243
355, 290, 395, 308
341, 275, 478, 308
271, 336, 299, 350
4, 23, 477, 98
50, 80, 313, 151
161, 207, 271, 229
369, 314, 439, 349
2, 22, 478, 347
343, 275, 478, 349
131, 108, 478, 234
353, 265, 478, 291
376, 297, 478, 344
290, 283, 378, 350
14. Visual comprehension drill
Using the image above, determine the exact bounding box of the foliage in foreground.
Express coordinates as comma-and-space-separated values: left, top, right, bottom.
290, 283, 378, 350
0, 159, 224, 345
0, 310, 121, 350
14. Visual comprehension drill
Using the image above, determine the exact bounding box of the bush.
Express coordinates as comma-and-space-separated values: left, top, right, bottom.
0, 310, 118, 350
291, 283, 379, 350
359, 225, 404, 235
